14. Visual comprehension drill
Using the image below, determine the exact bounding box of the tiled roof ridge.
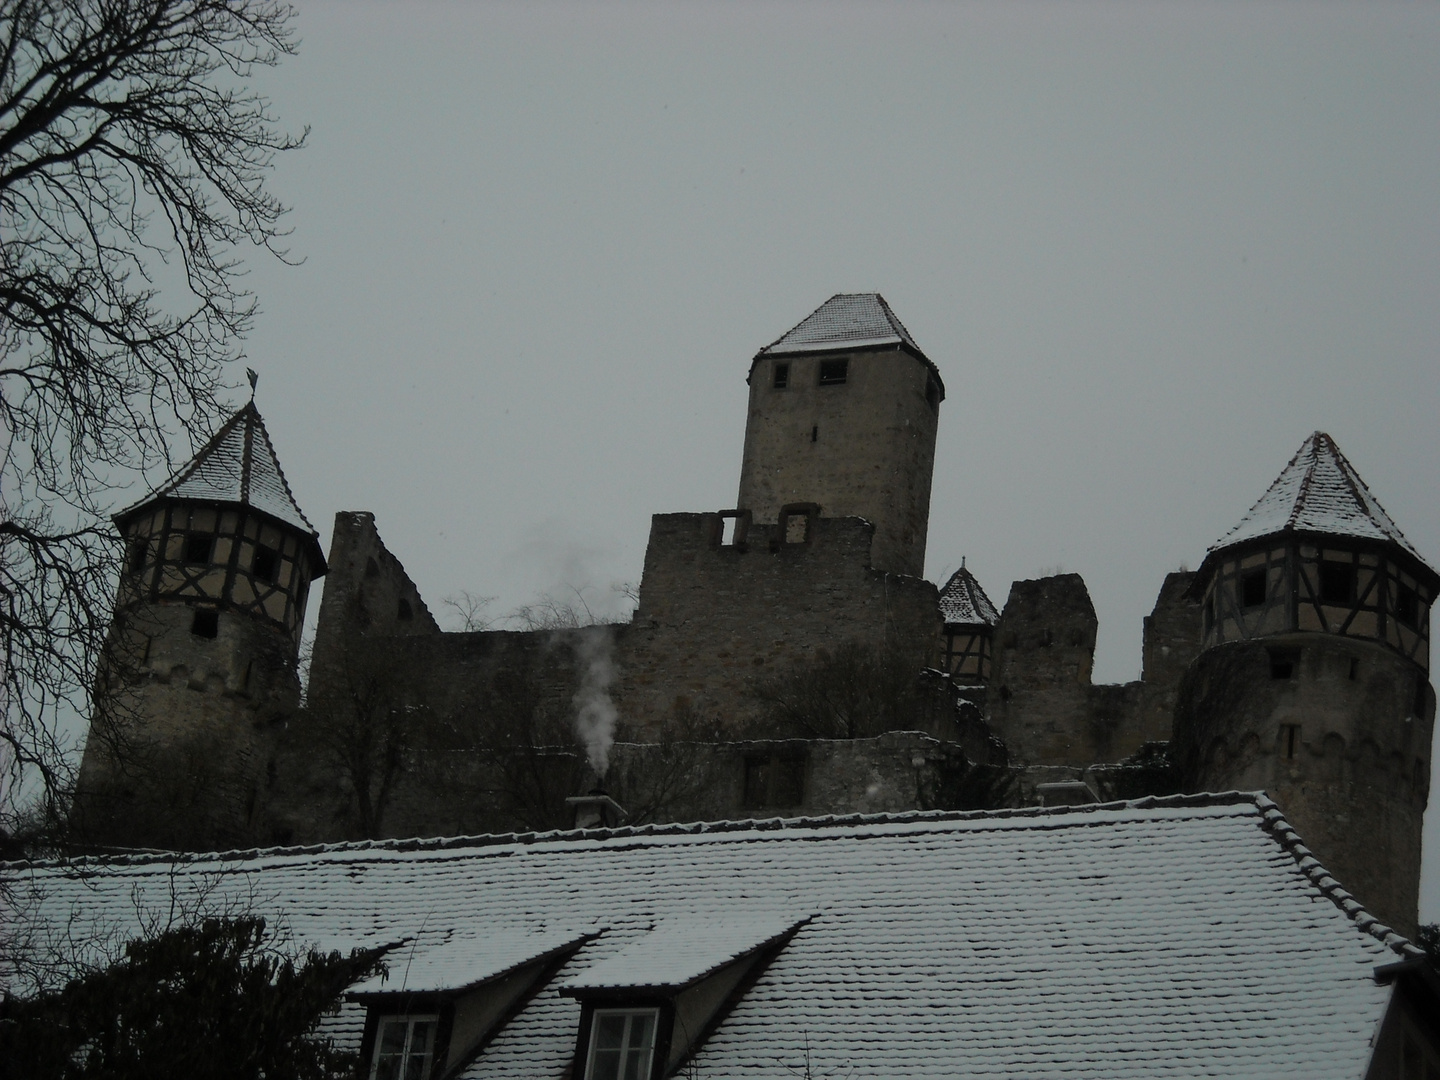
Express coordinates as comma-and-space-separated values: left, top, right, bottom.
1252, 792, 1419, 959
15, 791, 1285, 872
142, 404, 253, 508
245, 410, 318, 534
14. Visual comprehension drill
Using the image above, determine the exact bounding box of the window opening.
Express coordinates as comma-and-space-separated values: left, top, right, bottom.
253, 544, 279, 583
370, 1015, 438, 1080
810, 425, 818, 443
1240, 568, 1266, 609
365, 556, 381, 579
743, 754, 805, 809
1279, 723, 1300, 760
721, 517, 738, 545
1348, 657, 1359, 681
925, 378, 940, 411
1318, 561, 1355, 605
772, 362, 789, 389
1267, 647, 1298, 680
586, 1008, 657, 1080
128, 538, 148, 574
185, 532, 215, 564
1415, 677, 1429, 719
398, 599, 413, 621
191, 609, 219, 639
817, 359, 848, 386
1396, 584, 1419, 628
1203, 594, 1215, 632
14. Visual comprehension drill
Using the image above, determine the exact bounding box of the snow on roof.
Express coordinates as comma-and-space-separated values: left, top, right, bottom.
116, 402, 317, 538
1, 794, 1412, 1079
350, 926, 596, 995
561, 912, 807, 993
939, 563, 999, 626
751, 293, 944, 393
1211, 431, 1432, 574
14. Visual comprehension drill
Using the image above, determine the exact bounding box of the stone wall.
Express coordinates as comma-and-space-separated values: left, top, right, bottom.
1172, 634, 1433, 939
736, 347, 939, 577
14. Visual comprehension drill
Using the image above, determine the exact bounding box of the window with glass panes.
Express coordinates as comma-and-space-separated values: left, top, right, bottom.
586, 1008, 658, 1080
370, 1015, 438, 1080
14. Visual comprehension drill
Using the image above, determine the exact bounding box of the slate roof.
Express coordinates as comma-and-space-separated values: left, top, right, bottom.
1, 794, 1414, 1079
115, 402, 317, 537
1210, 432, 1432, 576
750, 294, 944, 394
938, 562, 999, 627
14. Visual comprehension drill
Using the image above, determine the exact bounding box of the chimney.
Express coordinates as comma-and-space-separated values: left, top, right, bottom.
566, 789, 627, 830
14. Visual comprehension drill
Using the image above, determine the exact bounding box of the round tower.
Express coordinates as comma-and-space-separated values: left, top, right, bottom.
75, 403, 326, 850
1172, 432, 1436, 938
736, 294, 944, 578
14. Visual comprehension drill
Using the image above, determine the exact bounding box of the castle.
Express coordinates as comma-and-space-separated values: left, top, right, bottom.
75, 294, 1436, 940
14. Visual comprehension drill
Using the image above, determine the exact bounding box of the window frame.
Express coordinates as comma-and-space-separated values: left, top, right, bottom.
817, 358, 848, 386
583, 1006, 661, 1080
368, 1013, 441, 1080
772, 361, 789, 389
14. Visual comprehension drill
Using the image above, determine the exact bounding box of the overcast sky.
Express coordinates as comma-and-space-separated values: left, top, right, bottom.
221, 1, 1440, 908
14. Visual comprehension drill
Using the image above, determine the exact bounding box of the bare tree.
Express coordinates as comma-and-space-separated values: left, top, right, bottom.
0, 0, 305, 822
748, 641, 933, 741
441, 590, 496, 633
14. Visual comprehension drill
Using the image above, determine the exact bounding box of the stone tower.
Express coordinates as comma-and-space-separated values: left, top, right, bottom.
736, 294, 944, 577
1172, 432, 1436, 938
75, 403, 326, 850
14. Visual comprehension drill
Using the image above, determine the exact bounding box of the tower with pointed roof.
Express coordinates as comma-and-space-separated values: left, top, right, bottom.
737, 294, 944, 578
1172, 432, 1437, 937
938, 562, 998, 684
75, 403, 326, 850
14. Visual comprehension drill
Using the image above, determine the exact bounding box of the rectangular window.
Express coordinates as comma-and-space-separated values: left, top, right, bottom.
772, 362, 789, 389
1240, 568, 1267, 609
1279, 723, 1301, 759
586, 1008, 657, 1080
1318, 561, 1355, 605
185, 532, 215, 563
253, 544, 279, 582
1396, 584, 1419, 628
191, 609, 219, 639
128, 538, 148, 574
371, 1015, 438, 1080
1268, 647, 1299, 680
743, 754, 806, 809
817, 359, 848, 386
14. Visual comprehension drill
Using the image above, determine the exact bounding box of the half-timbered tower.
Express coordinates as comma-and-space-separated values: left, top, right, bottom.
938, 562, 998, 683
1172, 432, 1438, 938
75, 403, 326, 850
736, 294, 944, 577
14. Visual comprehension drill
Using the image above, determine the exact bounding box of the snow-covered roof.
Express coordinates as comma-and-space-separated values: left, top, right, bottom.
939, 563, 999, 627
116, 402, 318, 538
751, 294, 944, 393
2, 794, 1413, 1079
350, 926, 595, 996
1210, 432, 1433, 579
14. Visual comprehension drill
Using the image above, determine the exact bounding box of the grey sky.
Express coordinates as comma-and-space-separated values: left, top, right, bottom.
223, 2, 1439, 903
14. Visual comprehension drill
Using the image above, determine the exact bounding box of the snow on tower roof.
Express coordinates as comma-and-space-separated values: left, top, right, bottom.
751, 293, 944, 393
1208, 431, 1434, 576
1, 794, 1420, 1079
116, 402, 318, 539
939, 562, 999, 626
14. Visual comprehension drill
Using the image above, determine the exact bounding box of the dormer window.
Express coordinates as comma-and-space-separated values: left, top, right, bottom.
370, 1015, 438, 1080
586, 1008, 659, 1080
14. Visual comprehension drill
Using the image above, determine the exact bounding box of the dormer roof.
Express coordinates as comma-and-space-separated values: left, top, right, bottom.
938, 563, 999, 627
749, 293, 944, 395
115, 403, 323, 562
1204, 432, 1435, 584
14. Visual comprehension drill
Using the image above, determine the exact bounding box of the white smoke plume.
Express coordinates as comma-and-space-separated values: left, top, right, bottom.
571, 626, 618, 777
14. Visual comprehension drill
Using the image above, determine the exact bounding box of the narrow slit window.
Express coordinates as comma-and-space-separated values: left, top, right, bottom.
185, 533, 215, 564
810, 425, 818, 443
1396, 585, 1419, 628
1318, 561, 1355, 605
1279, 723, 1300, 759
1240, 569, 1266, 609
128, 538, 148, 574
253, 545, 279, 583
772, 362, 789, 389
818, 359, 848, 386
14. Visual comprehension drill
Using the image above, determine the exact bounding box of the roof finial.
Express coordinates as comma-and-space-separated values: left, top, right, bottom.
961, 555, 966, 569
246, 367, 259, 400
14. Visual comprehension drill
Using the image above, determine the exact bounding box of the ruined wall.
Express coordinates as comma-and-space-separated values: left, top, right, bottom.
1172, 634, 1432, 939
737, 348, 939, 577
617, 512, 941, 737
1138, 571, 1203, 745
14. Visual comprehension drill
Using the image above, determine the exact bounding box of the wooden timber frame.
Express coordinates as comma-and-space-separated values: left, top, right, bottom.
114, 499, 323, 645
1200, 536, 1435, 671
941, 624, 993, 683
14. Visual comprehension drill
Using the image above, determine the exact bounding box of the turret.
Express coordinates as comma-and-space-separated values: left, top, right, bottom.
937, 562, 998, 683
75, 403, 325, 850
1172, 432, 1436, 937
736, 294, 943, 577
